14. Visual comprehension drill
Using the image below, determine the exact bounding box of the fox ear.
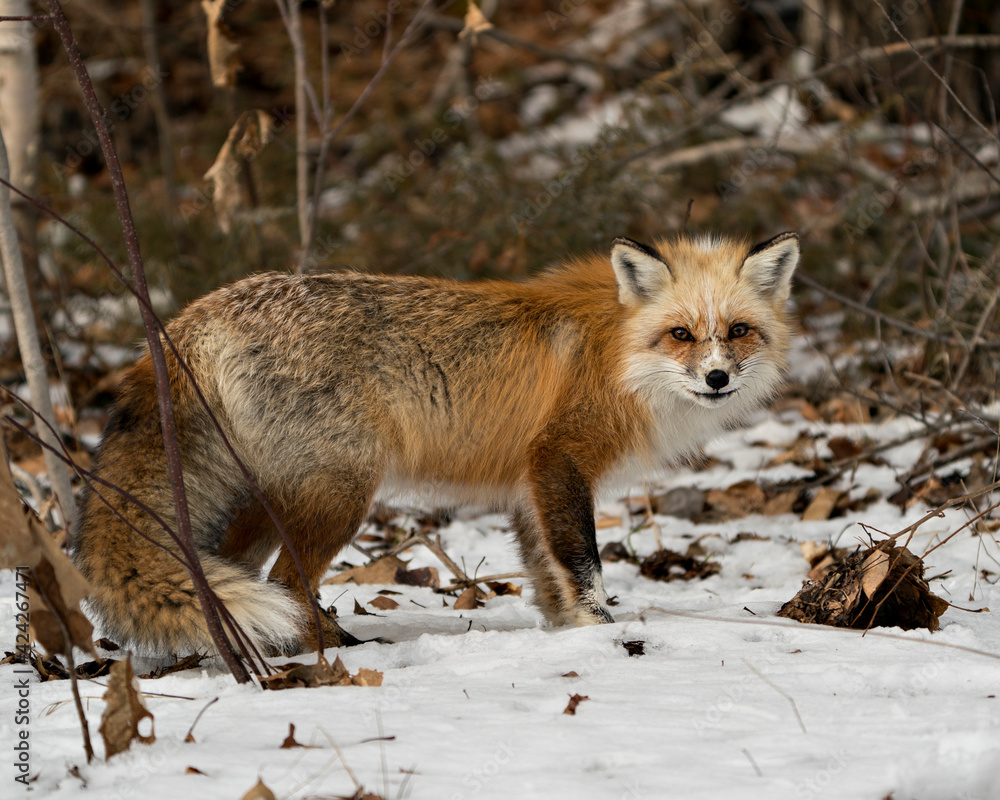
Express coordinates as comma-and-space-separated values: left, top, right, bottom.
610, 237, 672, 306
740, 231, 799, 301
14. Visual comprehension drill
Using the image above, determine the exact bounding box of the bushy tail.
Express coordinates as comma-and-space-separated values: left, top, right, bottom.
79, 542, 305, 658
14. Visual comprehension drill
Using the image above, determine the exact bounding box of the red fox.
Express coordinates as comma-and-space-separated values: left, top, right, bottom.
71, 231, 799, 656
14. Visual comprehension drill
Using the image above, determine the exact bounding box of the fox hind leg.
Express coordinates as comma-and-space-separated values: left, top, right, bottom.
266, 469, 380, 652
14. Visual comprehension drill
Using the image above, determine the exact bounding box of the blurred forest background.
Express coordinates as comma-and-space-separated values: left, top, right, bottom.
1, 0, 999, 491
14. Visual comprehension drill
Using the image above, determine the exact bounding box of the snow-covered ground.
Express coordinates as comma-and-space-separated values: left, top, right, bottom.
2, 352, 999, 800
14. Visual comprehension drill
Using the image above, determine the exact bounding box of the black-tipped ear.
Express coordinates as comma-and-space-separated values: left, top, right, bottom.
610, 237, 672, 306
740, 231, 799, 301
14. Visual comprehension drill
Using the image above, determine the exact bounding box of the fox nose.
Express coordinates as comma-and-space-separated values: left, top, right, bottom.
705, 369, 730, 390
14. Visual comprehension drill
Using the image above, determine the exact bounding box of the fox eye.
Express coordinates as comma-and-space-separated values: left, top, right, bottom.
729, 323, 750, 339
671, 327, 695, 342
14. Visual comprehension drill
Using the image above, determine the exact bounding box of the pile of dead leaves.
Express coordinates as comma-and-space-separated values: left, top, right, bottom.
777, 541, 949, 631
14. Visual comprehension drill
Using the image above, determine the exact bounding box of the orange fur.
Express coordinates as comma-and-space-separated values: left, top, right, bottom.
71, 231, 799, 655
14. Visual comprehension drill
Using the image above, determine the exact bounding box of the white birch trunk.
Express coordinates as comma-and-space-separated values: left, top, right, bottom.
0, 122, 77, 530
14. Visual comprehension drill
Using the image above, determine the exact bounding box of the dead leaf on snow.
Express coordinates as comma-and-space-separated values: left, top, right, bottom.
563, 693, 589, 715
395, 566, 439, 589
639, 548, 721, 582
280, 722, 320, 749
239, 779, 277, 800
351, 668, 384, 687
704, 480, 765, 520
453, 586, 486, 610
260, 656, 383, 691
860, 549, 891, 599
599, 542, 636, 563
777, 543, 949, 631
621, 640, 645, 657
763, 490, 799, 516
369, 596, 399, 611
800, 541, 849, 582
325, 556, 408, 585
801, 487, 844, 521
827, 436, 862, 460
99, 656, 155, 759
486, 581, 522, 597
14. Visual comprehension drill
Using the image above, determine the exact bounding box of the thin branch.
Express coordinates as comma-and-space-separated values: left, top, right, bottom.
795, 271, 1000, 351
44, 0, 249, 682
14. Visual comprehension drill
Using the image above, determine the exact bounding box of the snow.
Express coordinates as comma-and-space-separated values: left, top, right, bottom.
2, 341, 999, 800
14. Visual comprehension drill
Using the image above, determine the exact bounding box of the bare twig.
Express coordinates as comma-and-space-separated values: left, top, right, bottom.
441, 572, 528, 592
795, 271, 1000, 350
44, 0, 249, 682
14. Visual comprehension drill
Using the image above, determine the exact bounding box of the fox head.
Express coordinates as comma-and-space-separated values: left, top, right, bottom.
611, 232, 799, 412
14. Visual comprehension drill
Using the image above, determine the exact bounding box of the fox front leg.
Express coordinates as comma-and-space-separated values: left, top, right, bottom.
514, 447, 613, 626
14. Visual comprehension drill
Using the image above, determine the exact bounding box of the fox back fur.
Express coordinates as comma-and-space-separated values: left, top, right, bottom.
71, 231, 800, 656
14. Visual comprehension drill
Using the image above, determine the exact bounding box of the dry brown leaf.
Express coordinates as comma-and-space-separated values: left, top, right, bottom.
239, 779, 277, 800
260, 656, 382, 691
260, 655, 352, 690
324, 556, 408, 585
563, 693, 589, 715
353, 598, 373, 616
99, 657, 155, 759
801, 487, 843, 522
395, 566, 440, 589
369, 596, 399, 611
459, 1, 493, 43
775, 397, 822, 421
0, 455, 95, 659
822, 396, 871, 424
453, 586, 485, 610
486, 581, 522, 597
827, 436, 862, 460
860, 549, 891, 599
351, 668, 384, 687
203, 110, 275, 233
705, 480, 765, 519
201, 0, 241, 88
185, 766, 207, 775
621, 640, 645, 657
280, 722, 320, 749
763, 490, 799, 516
599, 542, 635, 563
639, 549, 720, 582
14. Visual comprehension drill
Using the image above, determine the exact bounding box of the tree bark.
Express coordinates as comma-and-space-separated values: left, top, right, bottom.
0, 122, 77, 530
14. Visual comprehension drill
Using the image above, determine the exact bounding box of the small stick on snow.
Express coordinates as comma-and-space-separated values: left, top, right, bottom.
742, 659, 807, 734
